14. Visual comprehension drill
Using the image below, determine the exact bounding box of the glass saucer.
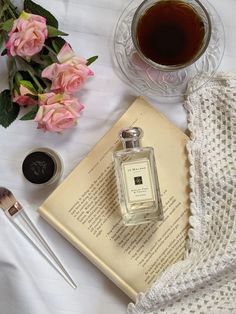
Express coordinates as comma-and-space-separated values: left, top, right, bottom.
112, 0, 225, 102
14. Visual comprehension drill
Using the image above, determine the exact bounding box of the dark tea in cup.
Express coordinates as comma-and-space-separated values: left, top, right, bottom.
131, 0, 211, 70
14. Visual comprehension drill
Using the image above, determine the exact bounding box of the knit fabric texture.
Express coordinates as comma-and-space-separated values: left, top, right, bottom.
128, 73, 236, 314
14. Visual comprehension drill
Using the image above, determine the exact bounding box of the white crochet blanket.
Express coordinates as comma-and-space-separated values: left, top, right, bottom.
128, 73, 236, 314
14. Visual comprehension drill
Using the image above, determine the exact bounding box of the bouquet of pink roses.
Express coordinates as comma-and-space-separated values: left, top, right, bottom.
0, 0, 97, 132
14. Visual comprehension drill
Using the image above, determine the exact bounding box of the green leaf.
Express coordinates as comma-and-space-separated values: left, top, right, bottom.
1, 48, 7, 56
51, 37, 66, 54
16, 56, 37, 75
87, 55, 98, 66
14, 71, 23, 87
24, 0, 58, 28
32, 53, 53, 66
8, 56, 17, 93
47, 25, 68, 37
0, 33, 4, 50
17, 71, 31, 81
0, 89, 20, 128
0, 1, 19, 20
20, 104, 39, 120
0, 3, 10, 20
19, 80, 37, 94
15, 57, 44, 93
40, 54, 53, 64
0, 19, 14, 32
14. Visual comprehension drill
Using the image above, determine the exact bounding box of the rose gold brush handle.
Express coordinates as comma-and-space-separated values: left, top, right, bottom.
7, 203, 76, 289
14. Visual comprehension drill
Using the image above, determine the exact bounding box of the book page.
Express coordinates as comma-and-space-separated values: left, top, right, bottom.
38, 97, 190, 300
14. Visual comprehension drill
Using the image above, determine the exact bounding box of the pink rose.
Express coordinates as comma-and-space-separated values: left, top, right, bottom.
42, 62, 93, 94
35, 92, 84, 132
13, 85, 37, 106
6, 11, 48, 58
57, 42, 87, 65
42, 43, 93, 94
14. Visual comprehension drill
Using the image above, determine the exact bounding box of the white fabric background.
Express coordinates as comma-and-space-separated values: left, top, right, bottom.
0, 1, 235, 313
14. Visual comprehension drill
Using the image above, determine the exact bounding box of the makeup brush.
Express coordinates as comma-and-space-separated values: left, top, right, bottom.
0, 187, 77, 289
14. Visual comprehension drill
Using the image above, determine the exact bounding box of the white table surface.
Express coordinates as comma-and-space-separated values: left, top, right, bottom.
0, 1, 236, 313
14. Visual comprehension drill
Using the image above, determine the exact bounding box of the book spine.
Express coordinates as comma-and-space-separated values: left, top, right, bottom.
38, 206, 137, 301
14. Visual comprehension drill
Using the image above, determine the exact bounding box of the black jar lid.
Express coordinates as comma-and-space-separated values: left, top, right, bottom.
22, 148, 62, 185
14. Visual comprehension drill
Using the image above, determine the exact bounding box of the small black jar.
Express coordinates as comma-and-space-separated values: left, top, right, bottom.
22, 148, 63, 185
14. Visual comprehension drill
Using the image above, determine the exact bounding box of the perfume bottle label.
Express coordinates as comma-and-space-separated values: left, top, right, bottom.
121, 158, 155, 204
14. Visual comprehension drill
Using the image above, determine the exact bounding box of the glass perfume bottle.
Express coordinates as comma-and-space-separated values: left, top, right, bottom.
113, 127, 163, 226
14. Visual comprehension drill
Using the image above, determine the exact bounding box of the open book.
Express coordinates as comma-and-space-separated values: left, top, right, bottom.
38, 97, 190, 300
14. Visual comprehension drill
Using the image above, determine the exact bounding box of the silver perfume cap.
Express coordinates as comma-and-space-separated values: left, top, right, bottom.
119, 127, 143, 149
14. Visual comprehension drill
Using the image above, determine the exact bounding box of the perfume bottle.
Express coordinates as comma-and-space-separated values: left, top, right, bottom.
113, 127, 163, 226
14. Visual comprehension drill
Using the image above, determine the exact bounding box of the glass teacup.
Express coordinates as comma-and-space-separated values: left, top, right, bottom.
131, 0, 211, 71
